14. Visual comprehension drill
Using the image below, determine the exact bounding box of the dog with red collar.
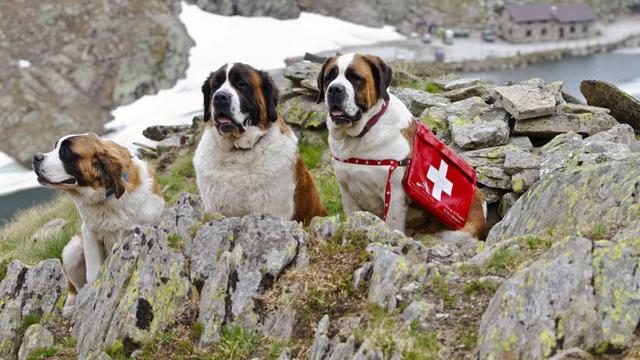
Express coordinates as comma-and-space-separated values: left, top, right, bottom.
317, 53, 487, 238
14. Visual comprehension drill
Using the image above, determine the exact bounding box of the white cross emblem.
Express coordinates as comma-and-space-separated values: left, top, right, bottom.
427, 159, 453, 202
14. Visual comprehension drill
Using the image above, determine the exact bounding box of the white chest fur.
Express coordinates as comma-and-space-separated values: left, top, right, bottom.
194, 125, 298, 219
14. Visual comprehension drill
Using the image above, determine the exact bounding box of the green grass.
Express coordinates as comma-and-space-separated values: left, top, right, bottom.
431, 273, 456, 309
156, 154, 198, 204
459, 330, 478, 351
22, 313, 42, 329
26, 347, 58, 360
104, 340, 126, 360
311, 170, 343, 217
213, 325, 263, 360
0, 197, 80, 272
462, 278, 499, 298
299, 141, 326, 170
167, 233, 185, 250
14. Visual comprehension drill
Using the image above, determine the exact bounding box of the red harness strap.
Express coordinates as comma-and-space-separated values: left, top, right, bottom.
333, 157, 410, 221
357, 101, 389, 137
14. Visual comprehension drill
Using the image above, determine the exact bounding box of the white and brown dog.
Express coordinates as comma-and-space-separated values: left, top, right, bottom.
317, 53, 487, 238
33, 133, 165, 317
195, 63, 326, 225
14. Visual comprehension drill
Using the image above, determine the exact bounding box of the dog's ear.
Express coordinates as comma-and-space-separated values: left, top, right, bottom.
95, 145, 128, 199
363, 55, 393, 102
316, 58, 332, 104
260, 70, 280, 123
202, 75, 213, 122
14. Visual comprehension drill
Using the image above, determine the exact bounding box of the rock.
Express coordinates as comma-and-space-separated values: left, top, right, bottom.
513, 105, 619, 138
479, 223, 640, 358
420, 106, 451, 144
401, 300, 435, 323
17, 324, 54, 360
498, 192, 520, 217
443, 83, 496, 102
548, 348, 593, 360
194, 215, 305, 345
367, 248, 412, 311
461, 145, 517, 168
353, 262, 373, 290
507, 136, 534, 149
278, 95, 327, 129
392, 88, 449, 116
581, 80, 640, 132
432, 74, 461, 90
156, 136, 183, 152
30, 218, 68, 243
283, 60, 321, 84
476, 166, 512, 190
143, 124, 191, 142
0, 0, 193, 166
72, 228, 192, 358
511, 169, 539, 193
538, 132, 585, 178
449, 107, 510, 150
308, 215, 341, 241
189, 0, 301, 19
0, 259, 66, 359
309, 315, 331, 360
160, 192, 204, 248
495, 84, 557, 120
487, 156, 640, 244
503, 150, 542, 175
585, 124, 640, 152
479, 187, 504, 204
426, 97, 509, 149
443, 78, 483, 91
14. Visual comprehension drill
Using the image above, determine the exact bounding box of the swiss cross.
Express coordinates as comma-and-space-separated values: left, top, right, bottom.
427, 159, 453, 201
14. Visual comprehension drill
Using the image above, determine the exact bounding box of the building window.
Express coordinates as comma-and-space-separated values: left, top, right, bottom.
541, 28, 547, 36
570, 25, 575, 33
583, 24, 589, 32
526, 29, 532, 37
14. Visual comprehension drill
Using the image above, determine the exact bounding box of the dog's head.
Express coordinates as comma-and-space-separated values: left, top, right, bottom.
202, 63, 279, 141
317, 53, 392, 126
33, 133, 133, 199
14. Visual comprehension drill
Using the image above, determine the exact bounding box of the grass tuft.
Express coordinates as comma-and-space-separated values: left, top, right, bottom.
26, 347, 58, 360
299, 141, 326, 170
311, 169, 343, 217
156, 154, 198, 205
167, 233, 185, 250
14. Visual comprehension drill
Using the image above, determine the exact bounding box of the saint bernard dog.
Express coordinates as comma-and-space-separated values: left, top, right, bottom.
33, 133, 165, 317
317, 53, 487, 238
194, 63, 326, 225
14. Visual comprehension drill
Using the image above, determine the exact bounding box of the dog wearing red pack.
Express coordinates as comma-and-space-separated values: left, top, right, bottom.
317, 53, 487, 238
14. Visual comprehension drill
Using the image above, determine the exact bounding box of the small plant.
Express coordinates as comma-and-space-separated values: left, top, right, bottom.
311, 170, 344, 217
104, 340, 126, 360
432, 274, 456, 309
62, 336, 77, 348
463, 278, 498, 297
299, 141, 326, 170
22, 313, 42, 329
213, 325, 262, 360
157, 154, 198, 204
459, 330, 478, 351
266, 340, 285, 360
26, 347, 58, 360
484, 247, 524, 276
167, 233, 185, 250
190, 322, 204, 339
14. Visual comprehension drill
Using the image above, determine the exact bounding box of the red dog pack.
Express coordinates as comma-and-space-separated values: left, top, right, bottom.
403, 122, 477, 230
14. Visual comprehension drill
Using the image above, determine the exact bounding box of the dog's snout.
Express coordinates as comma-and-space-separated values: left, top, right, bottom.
328, 84, 345, 97
33, 153, 44, 170
213, 91, 231, 106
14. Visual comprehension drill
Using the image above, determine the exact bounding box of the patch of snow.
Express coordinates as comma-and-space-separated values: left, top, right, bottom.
18, 59, 31, 68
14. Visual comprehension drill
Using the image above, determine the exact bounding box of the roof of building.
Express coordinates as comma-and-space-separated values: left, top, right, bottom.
554, 3, 598, 23
504, 2, 597, 24
505, 3, 554, 23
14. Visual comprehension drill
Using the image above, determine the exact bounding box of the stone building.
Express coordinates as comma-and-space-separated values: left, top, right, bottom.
498, 3, 598, 43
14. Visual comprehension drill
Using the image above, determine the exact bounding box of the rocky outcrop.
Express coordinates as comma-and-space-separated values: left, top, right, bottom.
0, 259, 66, 359
581, 80, 640, 132
72, 227, 192, 358
0, 0, 193, 165
478, 222, 640, 358
487, 155, 640, 244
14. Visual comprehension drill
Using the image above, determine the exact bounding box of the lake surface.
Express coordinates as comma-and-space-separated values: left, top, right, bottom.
465, 47, 640, 100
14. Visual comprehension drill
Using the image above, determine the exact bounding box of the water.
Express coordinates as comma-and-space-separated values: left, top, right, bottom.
0, 188, 57, 224
465, 47, 640, 100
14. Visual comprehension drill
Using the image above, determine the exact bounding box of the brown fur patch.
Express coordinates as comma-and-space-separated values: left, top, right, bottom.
146, 163, 164, 199
67, 134, 141, 197
249, 70, 270, 130
276, 116, 293, 136
292, 155, 327, 226
351, 54, 378, 110
401, 119, 418, 157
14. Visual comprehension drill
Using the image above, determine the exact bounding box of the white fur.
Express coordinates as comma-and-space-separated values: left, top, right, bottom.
326, 53, 360, 119
38, 134, 84, 184
194, 123, 298, 219
66, 156, 164, 282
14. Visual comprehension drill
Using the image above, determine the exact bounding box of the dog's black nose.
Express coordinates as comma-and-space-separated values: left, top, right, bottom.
213, 91, 231, 106
328, 84, 345, 96
33, 153, 44, 170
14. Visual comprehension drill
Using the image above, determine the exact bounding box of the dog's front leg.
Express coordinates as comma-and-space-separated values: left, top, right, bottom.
385, 172, 409, 233
337, 181, 360, 215
82, 224, 104, 283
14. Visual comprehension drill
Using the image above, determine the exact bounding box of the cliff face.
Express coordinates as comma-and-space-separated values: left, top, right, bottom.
0, 0, 194, 166
188, 0, 640, 34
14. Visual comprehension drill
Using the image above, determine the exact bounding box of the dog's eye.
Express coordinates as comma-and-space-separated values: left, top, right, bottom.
236, 79, 247, 88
